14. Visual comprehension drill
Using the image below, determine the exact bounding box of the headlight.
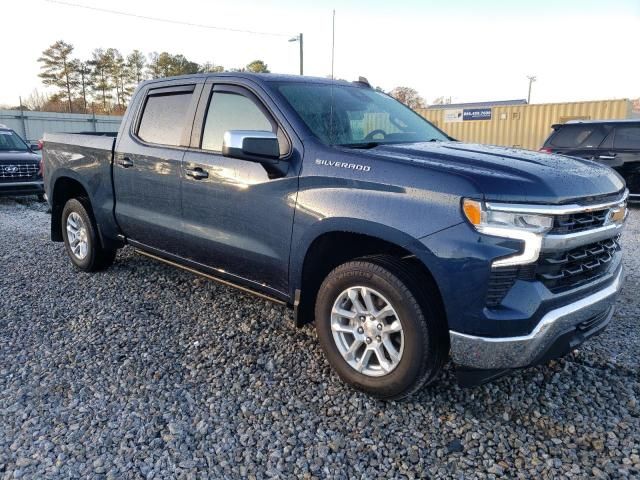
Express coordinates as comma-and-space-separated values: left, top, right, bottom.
462, 199, 553, 267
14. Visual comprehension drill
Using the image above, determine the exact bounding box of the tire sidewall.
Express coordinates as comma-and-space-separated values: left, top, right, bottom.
315, 264, 430, 397
61, 199, 97, 271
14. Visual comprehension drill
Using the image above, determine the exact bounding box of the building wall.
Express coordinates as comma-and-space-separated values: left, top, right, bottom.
0, 110, 122, 143
416, 99, 632, 150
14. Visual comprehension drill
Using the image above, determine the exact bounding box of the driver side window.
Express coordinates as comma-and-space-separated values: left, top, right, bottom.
201, 92, 274, 152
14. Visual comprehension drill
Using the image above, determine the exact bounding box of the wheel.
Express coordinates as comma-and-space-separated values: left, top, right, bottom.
314, 256, 448, 400
61, 198, 116, 272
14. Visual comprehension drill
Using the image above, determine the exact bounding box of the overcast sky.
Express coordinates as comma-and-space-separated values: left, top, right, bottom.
2, 0, 639, 107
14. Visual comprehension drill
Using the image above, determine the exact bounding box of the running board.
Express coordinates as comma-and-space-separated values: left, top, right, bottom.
134, 248, 287, 306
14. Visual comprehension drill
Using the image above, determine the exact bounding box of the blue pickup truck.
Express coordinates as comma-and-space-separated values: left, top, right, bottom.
43, 73, 628, 399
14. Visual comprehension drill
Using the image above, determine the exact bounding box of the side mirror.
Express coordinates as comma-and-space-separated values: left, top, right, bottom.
30, 142, 42, 151
222, 130, 280, 163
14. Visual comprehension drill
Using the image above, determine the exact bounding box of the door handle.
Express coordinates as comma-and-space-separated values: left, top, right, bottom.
185, 167, 209, 180
117, 157, 134, 168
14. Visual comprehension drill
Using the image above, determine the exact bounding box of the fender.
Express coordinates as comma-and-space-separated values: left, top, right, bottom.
49, 167, 120, 249
288, 216, 444, 298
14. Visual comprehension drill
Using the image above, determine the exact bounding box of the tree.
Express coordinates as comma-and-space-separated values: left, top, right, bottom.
147, 52, 200, 78
431, 96, 451, 106
199, 62, 225, 73
89, 49, 114, 112
38, 40, 78, 113
106, 48, 127, 111
389, 86, 426, 110
246, 60, 270, 73
71, 60, 92, 113
127, 50, 147, 84
24, 89, 50, 111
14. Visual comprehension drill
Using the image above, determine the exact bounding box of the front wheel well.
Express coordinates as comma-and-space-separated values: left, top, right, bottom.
295, 231, 445, 328
50, 177, 91, 242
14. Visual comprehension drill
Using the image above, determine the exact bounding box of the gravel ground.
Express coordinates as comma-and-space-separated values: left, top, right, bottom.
0, 196, 638, 479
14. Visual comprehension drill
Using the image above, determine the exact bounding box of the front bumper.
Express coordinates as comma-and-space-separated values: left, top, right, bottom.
0, 180, 44, 196
449, 266, 624, 370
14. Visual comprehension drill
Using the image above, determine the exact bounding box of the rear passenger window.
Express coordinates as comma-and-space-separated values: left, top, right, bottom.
549, 126, 606, 149
201, 92, 274, 152
137, 91, 193, 146
613, 126, 640, 149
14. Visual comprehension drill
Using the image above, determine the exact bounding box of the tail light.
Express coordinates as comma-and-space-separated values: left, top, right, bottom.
539, 147, 553, 154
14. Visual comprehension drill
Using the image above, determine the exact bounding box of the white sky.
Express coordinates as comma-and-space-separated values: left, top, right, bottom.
2, 0, 639, 106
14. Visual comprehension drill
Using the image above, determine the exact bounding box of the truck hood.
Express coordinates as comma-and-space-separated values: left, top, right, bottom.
367, 142, 625, 204
0, 151, 40, 164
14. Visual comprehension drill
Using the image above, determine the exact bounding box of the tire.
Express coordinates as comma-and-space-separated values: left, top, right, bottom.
36, 193, 46, 203
314, 256, 448, 400
61, 198, 116, 272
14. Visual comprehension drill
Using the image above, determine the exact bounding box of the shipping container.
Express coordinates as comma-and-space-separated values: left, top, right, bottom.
416, 99, 632, 151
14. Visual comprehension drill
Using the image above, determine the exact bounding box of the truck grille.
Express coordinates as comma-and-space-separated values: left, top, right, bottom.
535, 237, 620, 293
0, 163, 40, 181
486, 237, 620, 306
551, 209, 608, 234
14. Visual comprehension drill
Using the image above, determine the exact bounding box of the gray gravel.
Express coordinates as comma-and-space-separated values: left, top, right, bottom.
0, 195, 639, 479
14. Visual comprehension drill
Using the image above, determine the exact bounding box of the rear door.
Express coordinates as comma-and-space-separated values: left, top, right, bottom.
179, 81, 300, 295
113, 82, 202, 252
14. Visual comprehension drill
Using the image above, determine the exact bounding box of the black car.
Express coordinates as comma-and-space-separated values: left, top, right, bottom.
541, 119, 640, 203
0, 126, 44, 199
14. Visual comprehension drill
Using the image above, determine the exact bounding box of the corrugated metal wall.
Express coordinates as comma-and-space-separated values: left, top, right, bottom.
416, 99, 632, 150
0, 110, 122, 143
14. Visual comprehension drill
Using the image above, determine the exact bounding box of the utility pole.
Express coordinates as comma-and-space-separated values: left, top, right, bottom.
289, 33, 304, 75
18, 96, 28, 141
527, 75, 537, 104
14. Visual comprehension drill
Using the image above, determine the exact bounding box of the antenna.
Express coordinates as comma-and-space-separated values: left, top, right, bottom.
331, 9, 335, 80
329, 9, 336, 145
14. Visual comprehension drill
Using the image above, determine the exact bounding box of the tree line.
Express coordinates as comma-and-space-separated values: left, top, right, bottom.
20, 39, 430, 115
32, 40, 270, 115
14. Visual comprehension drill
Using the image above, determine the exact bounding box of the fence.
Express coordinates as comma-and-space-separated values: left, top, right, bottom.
416, 99, 633, 151
0, 110, 122, 143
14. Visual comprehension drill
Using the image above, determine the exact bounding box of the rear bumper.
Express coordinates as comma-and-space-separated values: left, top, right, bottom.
449, 266, 623, 370
0, 181, 44, 196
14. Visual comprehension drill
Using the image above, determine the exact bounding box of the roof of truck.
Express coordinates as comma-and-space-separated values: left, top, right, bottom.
140, 72, 369, 88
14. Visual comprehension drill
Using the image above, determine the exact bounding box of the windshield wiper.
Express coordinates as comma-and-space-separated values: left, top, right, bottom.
337, 142, 384, 149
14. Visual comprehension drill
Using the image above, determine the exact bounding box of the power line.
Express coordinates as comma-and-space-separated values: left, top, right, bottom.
45, 0, 292, 37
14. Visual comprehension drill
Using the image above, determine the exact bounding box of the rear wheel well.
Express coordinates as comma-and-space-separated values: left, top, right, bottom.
296, 232, 445, 327
50, 177, 90, 242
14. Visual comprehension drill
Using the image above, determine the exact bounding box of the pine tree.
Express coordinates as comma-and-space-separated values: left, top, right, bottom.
127, 50, 147, 84
38, 40, 78, 113
88, 49, 114, 113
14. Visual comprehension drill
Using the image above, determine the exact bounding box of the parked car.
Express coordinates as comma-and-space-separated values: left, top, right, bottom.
541, 119, 640, 203
43, 73, 628, 399
0, 125, 44, 200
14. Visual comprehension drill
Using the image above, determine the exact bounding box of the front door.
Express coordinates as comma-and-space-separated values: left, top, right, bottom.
180, 83, 299, 295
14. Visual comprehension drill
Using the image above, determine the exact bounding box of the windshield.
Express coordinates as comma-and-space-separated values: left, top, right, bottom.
0, 130, 29, 152
274, 82, 449, 147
